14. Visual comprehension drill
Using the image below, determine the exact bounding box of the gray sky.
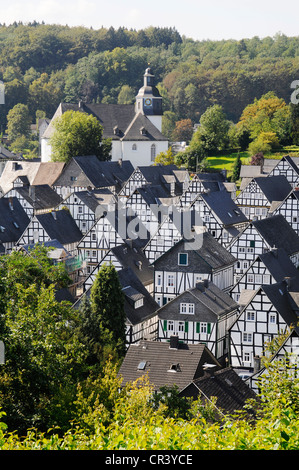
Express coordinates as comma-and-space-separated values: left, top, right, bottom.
0, 0, 298, 41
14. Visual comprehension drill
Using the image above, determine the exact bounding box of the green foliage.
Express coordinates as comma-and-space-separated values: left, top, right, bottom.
90, 263, 126, 358
154, 147, 174, 166
50, 110, 111, 162
231, 153, 242, 182
6, 103, 31, 142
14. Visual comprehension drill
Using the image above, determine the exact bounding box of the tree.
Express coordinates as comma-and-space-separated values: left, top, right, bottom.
90, 263, 126, 357
191, 105, 230, 156
6, 103, 31, 143
154, 147, 174, 166
49, 110, 112, 163
231, 152, 242, 182
172, 118, 194, 143
0, 246, 86, 433
117, 85, 135, 104
248, 131, 280, 156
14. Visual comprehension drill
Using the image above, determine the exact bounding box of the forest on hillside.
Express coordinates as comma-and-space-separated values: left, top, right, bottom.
1, 22, 299, 149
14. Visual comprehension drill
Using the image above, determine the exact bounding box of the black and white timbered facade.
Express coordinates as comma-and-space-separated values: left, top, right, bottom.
228, 214, 299, 281
268, 155, 299, 188
153, 233, 236, 306
229, 248, 299, 304
229, 278, 299, 372
270, 189, 299, 236
235, 175, 292, 221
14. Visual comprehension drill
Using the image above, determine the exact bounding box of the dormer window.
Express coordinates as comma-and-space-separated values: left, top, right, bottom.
168, 363, 181, 372
135, 298, 144, 309
140, 126, 147, 136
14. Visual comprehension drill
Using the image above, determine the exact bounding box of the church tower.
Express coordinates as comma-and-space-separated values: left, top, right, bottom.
135, 67, 163, 131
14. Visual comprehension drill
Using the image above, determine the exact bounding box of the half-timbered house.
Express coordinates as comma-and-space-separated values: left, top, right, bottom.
5, 184, 62, 217
153, 232, 237, 306
82, 239, 154, 294
58, 188, 117, 235
118, 164, 189, 202
268, 155, 299, 188
269, 188, 299, 235
77, 208, 150, 273
53, 156, 134, 199
229, 277, 299, 373
190, 190, 248, 246
118, 267, 159, 345
16, 208, 83, 256
143, 208, 203, 264
229, 248, 299, 304
178, 171, 228, 209
228, 214, 299, 281
0, 197, 30, 254
235, 175, 292, 221
156, 280, 239, 361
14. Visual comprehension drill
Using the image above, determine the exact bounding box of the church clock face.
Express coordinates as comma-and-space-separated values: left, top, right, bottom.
144, 97, 153, 107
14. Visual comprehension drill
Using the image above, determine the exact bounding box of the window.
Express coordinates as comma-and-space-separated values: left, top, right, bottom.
151, 144, 156, 162
167, 274, 174, 287
135, 298, 144, 309
243, 351, 251, 363
180, 303, 195, 314
168, 320, 174, 331
178, 253, 188, 266
70, 176, 77, 181
200, 323, 208, 334
92, 250, 97, 257
157, 274, 162, 286
269, 313, 276, 324
132, 144, 137, 151
246, 311, 255, 321
178, 321, 184, 332
243, 332, 253, 343
78, 206, 83, 214
250, 240, 255, 248
91, 233, 97, 241
248, 274, 254, 283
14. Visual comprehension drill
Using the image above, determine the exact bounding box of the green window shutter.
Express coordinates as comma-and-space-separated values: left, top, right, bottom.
196, 322, 200, 334
250, 240, 255, 248
207, 323, 211, 334
163, 320, 167, 331
184, 322, 189, 333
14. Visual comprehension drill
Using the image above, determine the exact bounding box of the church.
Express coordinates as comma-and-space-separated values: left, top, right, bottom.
41, 67, 169, 167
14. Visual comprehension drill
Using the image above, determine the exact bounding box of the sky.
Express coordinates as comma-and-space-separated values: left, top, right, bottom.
0, 0, 298, 41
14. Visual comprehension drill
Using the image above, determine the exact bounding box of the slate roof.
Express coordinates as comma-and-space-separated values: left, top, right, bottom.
252, 214, 299, 255
0, 160, 41, 194
261, 280, 299, 335
74, 188, 116, 213
117, 267, 159, 326
54, 156, 134, 191
118, 339, 221, 391
16, 184, 62, 211
31, 162, 65, 186
153, 232, 236, 273
259, 248, 299, 283
109, 241, 154, 287
255, 175, 292, 202
157, 280, 238, 323
199, 190, 248, 226
43, 102, 167, 142
35, 210, 83, 245
0, 197, 30, 244
181, 367, 257, 414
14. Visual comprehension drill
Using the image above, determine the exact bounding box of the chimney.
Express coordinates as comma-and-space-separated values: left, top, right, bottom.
253, 356, 261, 374
169, 335, 179, 349
203, 363, 217, 377
118, 158, 122, 167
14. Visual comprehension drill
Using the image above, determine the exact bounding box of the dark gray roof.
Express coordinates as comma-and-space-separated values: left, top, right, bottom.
36, 210, 83, 245
117, 267, 158, 326
138, 165, 181, 184
259, 248, 299, 283
199, 190, 248, 226
136, 184, 174, 206
253, 215, 299, 255
121, 112, 166, 141
0, 197, 30, 243
16, 184, 62, 210
104, 208, 151, 249
153, 232, 236, 272
118, 339, 221, 391
182, 367, 257, 414
54, 156, 134, 190
74, 188, 116, 213
157, 281, 238, 323
258, 280, 299, 334
110, 241, 154, 287
255, 175, 292, 202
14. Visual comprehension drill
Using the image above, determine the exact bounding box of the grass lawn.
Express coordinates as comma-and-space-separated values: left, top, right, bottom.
206, 147, 299, 176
